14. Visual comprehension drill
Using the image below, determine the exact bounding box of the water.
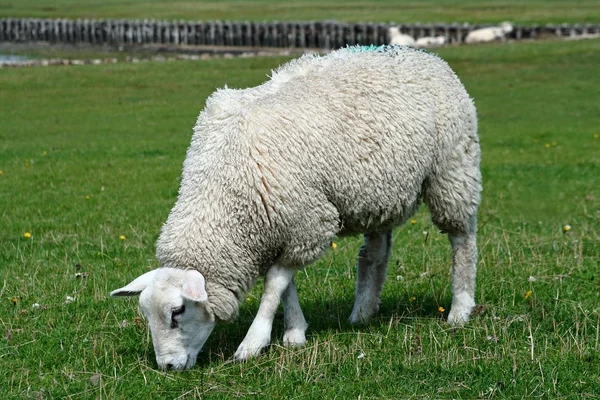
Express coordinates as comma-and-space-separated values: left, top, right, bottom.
0, 54, 33, 63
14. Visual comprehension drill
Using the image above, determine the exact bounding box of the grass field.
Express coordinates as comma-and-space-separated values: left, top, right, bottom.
1, 37, 600, 398
1, 0, 600, 24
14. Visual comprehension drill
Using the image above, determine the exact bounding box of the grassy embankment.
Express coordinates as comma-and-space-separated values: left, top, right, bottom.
1, 0, 600, 23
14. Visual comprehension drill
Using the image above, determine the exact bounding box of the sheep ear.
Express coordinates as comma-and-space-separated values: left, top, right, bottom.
181, 270, 208, 303
110, 270, 157, 297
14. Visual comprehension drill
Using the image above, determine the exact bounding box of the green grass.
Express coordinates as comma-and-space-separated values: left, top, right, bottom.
1, 0, 600, 23
1, 38, 599, 398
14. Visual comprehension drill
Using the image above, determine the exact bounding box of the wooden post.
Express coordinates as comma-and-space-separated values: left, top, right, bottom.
164, 20, 171, 44
223, 21, 232, 46
571, 23, 580, 37
206, 21, 214, 45
335, 23, 343, 47
156, 20, 163, 44
200, 21, 208, 45
6, 19, 12, 41
80, 19, 87, 43
514, 24, 522, 40
267, 22, 275, 47
191, 21, 199, 45
530, 24, 538, 39
252, 22, 260, 46
242, 21, 251, 46
23, 18, 31, 41
378, 23, 387, 45
463, 23, 472, 43
66, 19, 74, 43
314, 21, 323, 48
438, 23, 446, 39
91, 19, 97, 44
343, 22, 352, 46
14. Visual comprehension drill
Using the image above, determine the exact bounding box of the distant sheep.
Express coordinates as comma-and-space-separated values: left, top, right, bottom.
414, 35, 447, 48
111, 45, 482, 370
465, 21, 513, 44
388, 26, 416, 46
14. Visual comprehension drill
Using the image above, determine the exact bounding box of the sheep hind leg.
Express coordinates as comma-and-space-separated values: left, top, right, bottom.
446, 232, 478, 325
234, 265, 294, 361
349, 230, 393, 324
282, 277, 308, 347
423, 151, 481, 326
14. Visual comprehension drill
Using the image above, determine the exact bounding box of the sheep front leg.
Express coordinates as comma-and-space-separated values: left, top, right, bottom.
282, 277, 308, 347
234, 265, 294, 361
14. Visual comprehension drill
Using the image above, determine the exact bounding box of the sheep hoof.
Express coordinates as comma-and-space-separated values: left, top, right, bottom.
233, 338, 269, 361
349, 312, 372, 325
447, 306, 473, 327
283, 328, 306, 347
349, 304, 378, 325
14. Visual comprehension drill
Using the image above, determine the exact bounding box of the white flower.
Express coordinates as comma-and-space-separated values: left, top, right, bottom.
65, 296, 75, 303
357, 352, 365, 359
528, 276, 537, 282
32, 303, 40, 309
396, 275, 404, 281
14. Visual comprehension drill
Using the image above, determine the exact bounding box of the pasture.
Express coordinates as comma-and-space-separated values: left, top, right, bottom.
1, 36, 599, 398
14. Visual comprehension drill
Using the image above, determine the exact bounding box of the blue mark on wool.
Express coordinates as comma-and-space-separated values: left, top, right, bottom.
345, 44, 427, 54
347, 44, 388, 53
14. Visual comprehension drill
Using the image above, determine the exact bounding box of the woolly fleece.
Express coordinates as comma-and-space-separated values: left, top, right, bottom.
156, 45, 482, 322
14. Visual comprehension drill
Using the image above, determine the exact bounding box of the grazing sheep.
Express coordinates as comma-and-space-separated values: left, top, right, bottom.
414, 35, 447, 48
111, 45, 482, 369
465, 21, 513, 44
388, 26, 416, 46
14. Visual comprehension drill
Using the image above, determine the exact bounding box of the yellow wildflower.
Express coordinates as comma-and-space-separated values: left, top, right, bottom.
25, 162, 30, 167
563, 224, 571, 232
12, 297, 18, 305
331, 242, 337, 249
24, 232, 31, 238
43, 151, 47, 156
0, 170, 3, 175
594, 133, 599, 139
438, 306, 445, 313
409, 296, 416, 302
119, 235, 126, 240
411, 219, 417, 225
85, 195, 90, 199
524, 290, 532, 300
552, 141, 557, 146
544, 144, 550, 149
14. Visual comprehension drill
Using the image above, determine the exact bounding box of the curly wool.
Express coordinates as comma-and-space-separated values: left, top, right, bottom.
156, 45, 481, 321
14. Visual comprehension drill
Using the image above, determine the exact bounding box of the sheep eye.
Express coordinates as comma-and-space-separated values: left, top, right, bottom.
170, 305, 185, 329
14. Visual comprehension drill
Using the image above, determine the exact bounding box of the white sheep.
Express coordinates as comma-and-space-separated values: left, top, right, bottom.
414, 35, 447, 48
388, 26, 415, 46
111, 45, 482, 369
465, 21, 513, 44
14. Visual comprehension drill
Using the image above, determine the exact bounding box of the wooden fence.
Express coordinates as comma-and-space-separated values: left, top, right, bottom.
1, 18, 599, 48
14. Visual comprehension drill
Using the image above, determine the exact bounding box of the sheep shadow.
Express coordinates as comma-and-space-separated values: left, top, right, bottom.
194, 292, 461, 367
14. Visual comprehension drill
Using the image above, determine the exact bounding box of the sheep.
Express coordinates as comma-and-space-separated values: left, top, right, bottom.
388, 26, 415, 46
414, 35, 447, 48
465, 21, 513, 44
111, 45, 482, 370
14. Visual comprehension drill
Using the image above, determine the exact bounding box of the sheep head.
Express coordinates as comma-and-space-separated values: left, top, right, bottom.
111, 267, 216, 370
